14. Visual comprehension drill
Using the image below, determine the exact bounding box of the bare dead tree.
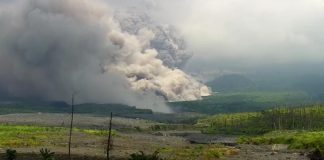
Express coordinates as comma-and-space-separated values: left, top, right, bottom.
68, 93, 75, 160
107, 112, 113, 160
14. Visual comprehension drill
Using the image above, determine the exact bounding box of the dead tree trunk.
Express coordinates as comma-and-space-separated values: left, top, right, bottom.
68, 94, 75, 160
107, 112, 113, 160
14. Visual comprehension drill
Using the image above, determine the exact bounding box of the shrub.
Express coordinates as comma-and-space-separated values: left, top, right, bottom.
5, 149, 17, 160
129, 151, 163, 160
203, 149, 222, 159
307, 148, 324, 160
40, 148, 55, 160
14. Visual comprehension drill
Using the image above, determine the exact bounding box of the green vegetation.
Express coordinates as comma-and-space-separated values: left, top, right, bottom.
0, 125, 117, 148
40, 148, 55, 160
75, 128, 118, 136
170, 91, 315, 114
129, 151, 163, 160
197, 105, 324, 134
0, 125, 66, 147
238, 131, 324, 150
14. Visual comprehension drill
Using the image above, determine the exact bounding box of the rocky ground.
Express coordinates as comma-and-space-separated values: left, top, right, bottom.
229, 144, 309, 160
0, 113, 158, 130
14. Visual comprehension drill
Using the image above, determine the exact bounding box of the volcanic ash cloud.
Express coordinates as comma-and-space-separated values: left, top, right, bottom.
0, 0, 211, 112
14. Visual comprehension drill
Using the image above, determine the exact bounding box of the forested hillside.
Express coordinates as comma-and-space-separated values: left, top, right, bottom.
197, 105, 324, 134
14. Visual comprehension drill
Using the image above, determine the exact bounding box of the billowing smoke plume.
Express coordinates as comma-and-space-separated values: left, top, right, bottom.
0, 0, 210, 112
114, 11, 193, 68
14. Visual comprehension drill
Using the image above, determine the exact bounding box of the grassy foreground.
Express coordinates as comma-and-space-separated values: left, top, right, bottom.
0, 125, 116, 148
0, 124, 239, 160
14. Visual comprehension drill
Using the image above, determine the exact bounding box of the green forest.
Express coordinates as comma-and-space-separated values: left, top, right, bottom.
197, 105, 324, 134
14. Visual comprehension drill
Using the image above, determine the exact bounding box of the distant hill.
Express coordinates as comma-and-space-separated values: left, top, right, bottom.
293, 74, 324, 100
169, 91, 315, 114
207, 74, 255, 92
0, 100, 152, 116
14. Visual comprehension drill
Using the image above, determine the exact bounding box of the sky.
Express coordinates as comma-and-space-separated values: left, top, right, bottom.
143, 0, 324, 74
